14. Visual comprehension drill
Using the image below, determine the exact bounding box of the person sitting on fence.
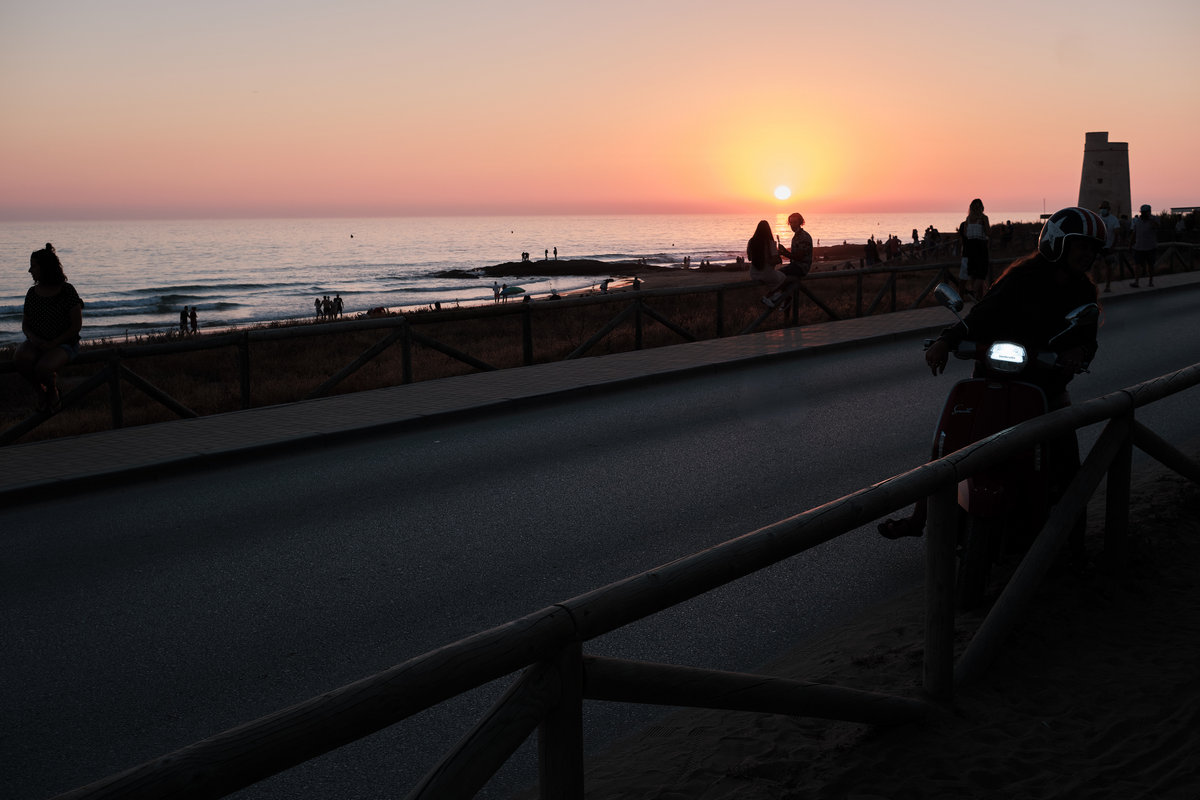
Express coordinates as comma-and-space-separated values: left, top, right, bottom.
876, 207, 1105, 565
746, 220, 785, 297
765, 212, 813, 309
14, 243, 85, 414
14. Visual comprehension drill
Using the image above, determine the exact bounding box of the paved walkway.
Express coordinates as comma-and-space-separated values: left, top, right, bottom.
3, 272, 1198, 504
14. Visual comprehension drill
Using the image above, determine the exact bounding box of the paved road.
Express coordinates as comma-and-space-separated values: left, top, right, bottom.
3, 290, 1198, 799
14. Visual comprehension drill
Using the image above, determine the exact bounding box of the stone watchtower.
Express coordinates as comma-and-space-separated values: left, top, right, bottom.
1078, 132, 1131, 217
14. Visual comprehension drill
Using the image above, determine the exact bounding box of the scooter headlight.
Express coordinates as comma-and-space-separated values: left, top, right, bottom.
986, 341, 1028, 373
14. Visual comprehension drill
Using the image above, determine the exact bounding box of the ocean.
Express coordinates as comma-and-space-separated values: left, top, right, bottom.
0, 211, 1039, 346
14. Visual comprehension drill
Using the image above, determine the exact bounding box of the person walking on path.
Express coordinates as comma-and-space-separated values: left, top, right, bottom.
1129, 204, 1158, 288
958, 198, 991, 299
180, 306, 188, 335
766, 212, 814, 309
189, 306, 198, 334
1095, 200, 1122, 293
15, 243, 85, 413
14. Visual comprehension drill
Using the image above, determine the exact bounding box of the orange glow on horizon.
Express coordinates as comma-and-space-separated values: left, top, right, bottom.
2, 2, 1197, 221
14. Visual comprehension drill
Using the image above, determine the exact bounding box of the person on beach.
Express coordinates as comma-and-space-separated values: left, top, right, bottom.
1129, 204, 1157, 288
14, 243, 85, 413
189, 306, 198, 334
765, 212, 813, 309
180, 306, 188, 335
958, 198, 991, 299
876, 207, 1105, 557
334, 294, 343, 317
746, 220, 786, 294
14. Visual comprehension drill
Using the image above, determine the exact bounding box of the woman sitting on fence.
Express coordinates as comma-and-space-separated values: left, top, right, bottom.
15, 243, 85, 413
746, 219, 785, 296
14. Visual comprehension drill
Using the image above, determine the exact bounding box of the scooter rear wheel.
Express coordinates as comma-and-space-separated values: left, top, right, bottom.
957, 516, 1001, 610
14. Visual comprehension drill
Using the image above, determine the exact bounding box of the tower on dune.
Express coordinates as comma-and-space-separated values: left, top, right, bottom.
1078, 132, 1131, 217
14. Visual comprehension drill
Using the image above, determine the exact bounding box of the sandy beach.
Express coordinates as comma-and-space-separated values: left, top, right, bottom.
530, 454, 1200, 799
474, 241, 883, 296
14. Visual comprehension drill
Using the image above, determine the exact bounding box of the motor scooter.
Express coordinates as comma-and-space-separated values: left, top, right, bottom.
926, 283, 1099, 608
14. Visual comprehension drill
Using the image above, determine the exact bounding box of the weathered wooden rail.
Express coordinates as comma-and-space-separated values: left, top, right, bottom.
7, 243, 1195, 446
0, 260, 960, 445
50, 361, 1200, 799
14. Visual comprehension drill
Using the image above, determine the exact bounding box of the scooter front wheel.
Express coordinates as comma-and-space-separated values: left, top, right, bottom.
957, 515, 1001, 610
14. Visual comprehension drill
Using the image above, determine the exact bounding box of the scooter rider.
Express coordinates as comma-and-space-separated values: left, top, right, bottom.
879, 207, 1106, 540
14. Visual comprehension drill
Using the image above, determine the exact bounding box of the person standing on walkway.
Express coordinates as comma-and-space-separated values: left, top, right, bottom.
766, 212, 813, 309
1129, 204, 1157, 288
958, 198, 991, 300
15, 243, 85, 413
1095, 200, 1121, 293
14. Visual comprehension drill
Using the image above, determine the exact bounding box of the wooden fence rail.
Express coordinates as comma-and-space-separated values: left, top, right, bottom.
7, 243, 1196, 446
50, 360, 1200, 800
1, 261, 958, 445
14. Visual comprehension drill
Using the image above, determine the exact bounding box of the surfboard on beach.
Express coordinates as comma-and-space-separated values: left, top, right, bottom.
500, 285, 525, 296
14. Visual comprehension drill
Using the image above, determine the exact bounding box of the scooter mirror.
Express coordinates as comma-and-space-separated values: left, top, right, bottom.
933, 283, 964, 313
1048, 302, 1100, 346
1064, 303, 1100, 327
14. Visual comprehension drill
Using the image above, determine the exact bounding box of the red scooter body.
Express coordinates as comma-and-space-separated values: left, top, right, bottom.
932, 375, 1051, 519
920, 282, 1099, 608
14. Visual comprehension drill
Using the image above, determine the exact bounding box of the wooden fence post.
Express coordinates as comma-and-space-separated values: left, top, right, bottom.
715, 290, 725, 338
1104, 409, 1134, 574
523, 302, 534, 365
633, 296, 644, 350
107, 356, 124, 429
855, 272, 864, 318
401, 322, 413, 384
923, 482, 958, 704
238, 333, 251, 409
539, 642, 584, 800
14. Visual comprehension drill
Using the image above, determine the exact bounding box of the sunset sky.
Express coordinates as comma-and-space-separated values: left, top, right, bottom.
3, 0, 1198, 221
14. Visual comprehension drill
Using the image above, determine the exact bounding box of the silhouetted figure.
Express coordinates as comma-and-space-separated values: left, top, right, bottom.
15, 243, 85, 413
766, 212, 814, 309
959, 198, 991, 299
1129, 204, 1157, 288
189, 306, 198, 333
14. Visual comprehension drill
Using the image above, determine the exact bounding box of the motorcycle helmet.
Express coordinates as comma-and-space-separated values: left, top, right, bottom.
1038, 206, 1107, 262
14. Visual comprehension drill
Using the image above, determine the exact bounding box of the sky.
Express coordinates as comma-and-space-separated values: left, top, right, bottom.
2, 0, 1198, 221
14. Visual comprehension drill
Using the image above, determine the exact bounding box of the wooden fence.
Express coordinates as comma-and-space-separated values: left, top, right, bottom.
6, 243, 1196, 447
1, 260, 962, 446
50, 360, 1200, 800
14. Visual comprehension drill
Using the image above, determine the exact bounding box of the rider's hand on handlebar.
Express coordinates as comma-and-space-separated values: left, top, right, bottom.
926, 338, 949, 375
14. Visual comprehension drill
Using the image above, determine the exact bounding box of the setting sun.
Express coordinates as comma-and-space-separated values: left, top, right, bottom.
774, 185, 792, 200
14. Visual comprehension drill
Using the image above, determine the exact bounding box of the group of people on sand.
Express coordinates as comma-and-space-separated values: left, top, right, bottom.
314, 294, 344, 320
